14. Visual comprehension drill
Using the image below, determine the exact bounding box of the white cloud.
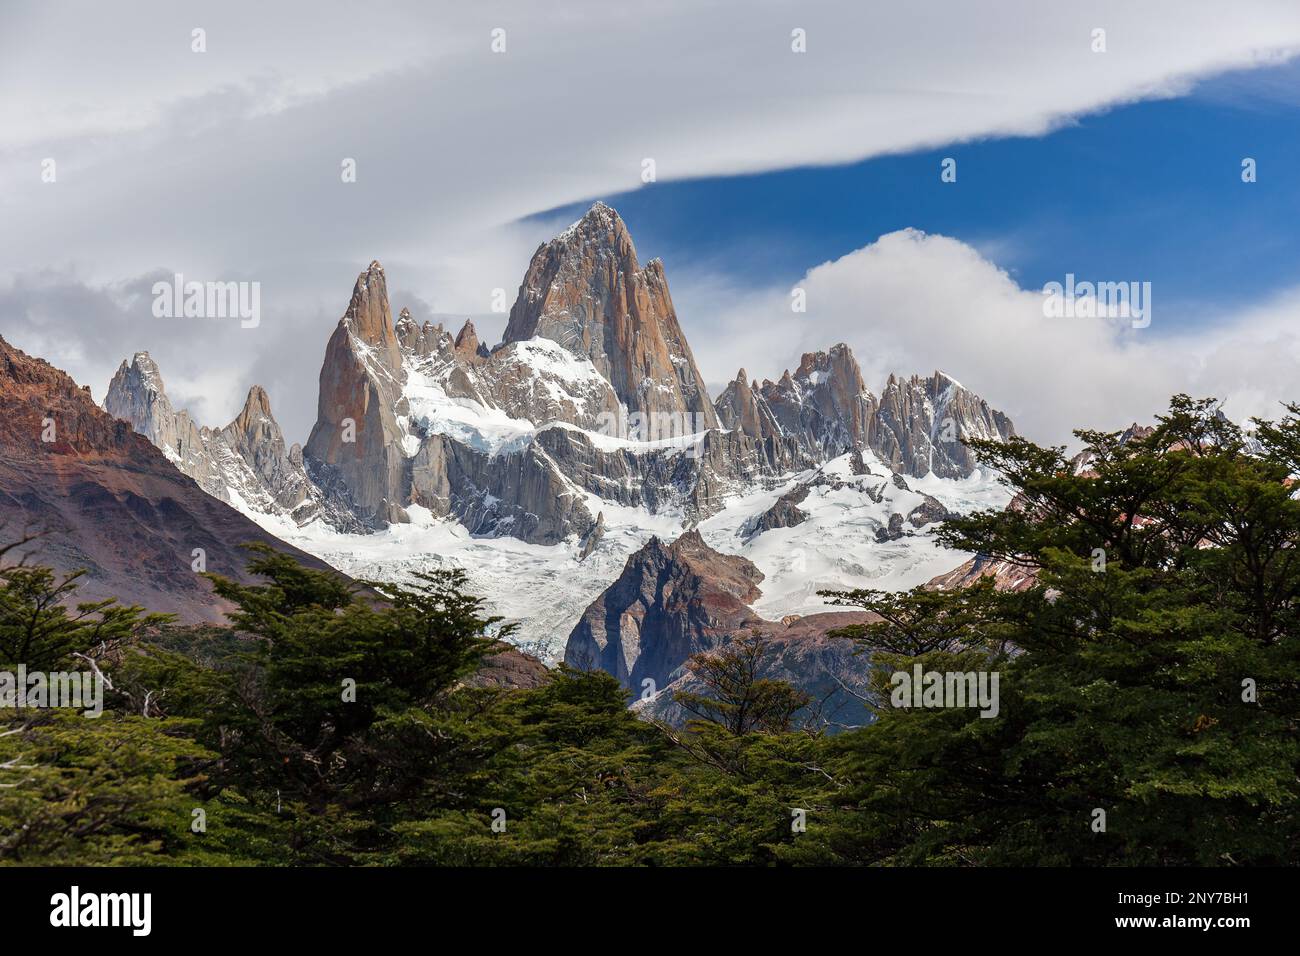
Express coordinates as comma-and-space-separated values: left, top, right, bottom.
679, 229, 1300, 446
3, 0, 1300, 440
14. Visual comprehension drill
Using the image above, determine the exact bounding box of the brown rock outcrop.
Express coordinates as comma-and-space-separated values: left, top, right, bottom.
563, 529, 876, 726
503, 202, 718, 431
563, 529, 762, 689
303, 260, 410, 525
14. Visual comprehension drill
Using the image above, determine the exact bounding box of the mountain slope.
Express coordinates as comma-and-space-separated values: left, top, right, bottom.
105, 352, 356, 530
0, 335, 341, 622
564, 529, 876, 727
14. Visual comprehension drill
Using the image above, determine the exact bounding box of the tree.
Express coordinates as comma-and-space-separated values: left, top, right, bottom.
790, 395, 1300, 866
673, 634, 812, 736
0, 711, 214, 865
196, 545, 506, 814
390, 667, 675, 866
0, 536, 170, 672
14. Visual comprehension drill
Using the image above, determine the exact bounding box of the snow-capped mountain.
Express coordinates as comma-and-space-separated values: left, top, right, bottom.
502, 200, 718, 431
718, 346, 1016, 479
103, 201, 1017, 660
104, 353, 359, 529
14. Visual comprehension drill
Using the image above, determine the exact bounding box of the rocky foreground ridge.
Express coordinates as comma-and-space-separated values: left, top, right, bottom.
563, 529, 877, 727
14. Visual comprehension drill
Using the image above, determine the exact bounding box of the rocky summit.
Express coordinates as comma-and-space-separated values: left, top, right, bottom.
105, 353, 357, 530
106, 202, 1015, 556
502, 201, 718, 432
720, 346, 1017, 480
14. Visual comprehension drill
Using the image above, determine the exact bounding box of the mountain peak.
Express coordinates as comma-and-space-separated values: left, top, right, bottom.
226, 383, 289, 466
929, 369, 964, 391
238, 384, 273, 421
501, 202, 717, 429
552, 200, 632, 251
344, 260, 397, 348
121, 351, 166, 396
453, 319, 482, 359
759, 345, 873, 458
104, 350, 178, 450
871, 369, 1015, 479
304, 260, 408, 524
564, 527, 762, 687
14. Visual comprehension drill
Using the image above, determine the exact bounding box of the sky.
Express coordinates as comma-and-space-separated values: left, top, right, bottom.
2, 0, 1300, 446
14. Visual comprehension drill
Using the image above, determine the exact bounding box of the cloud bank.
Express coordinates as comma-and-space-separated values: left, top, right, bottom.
2, 0, 1299, 439
681, 230, 1300, 445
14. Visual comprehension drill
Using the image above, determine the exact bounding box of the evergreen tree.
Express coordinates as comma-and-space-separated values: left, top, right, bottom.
790, 396, 1300, 865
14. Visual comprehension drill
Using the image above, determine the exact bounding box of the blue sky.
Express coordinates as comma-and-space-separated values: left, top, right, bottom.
534, 59, 1300, 336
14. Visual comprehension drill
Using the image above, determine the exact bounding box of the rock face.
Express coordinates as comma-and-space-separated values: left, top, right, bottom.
869, 371, 1015, 479
0, 336, 342, 622
464, 643, 553, 690
714, 368, 805, 473
563, 530, 763, 689
408, 430, 600, 545
633, 611, 876, 729
502, 202, 718, 433
714, 370, 771, 441
105, 353, 354, 530
303, 261, 410, 526
721, 347, 1014, 481
742, 484, 810, 538
103, 352, 205, 474
925, 553, 1038, 592
563, 529, 875, 727
759, 345, 878, 458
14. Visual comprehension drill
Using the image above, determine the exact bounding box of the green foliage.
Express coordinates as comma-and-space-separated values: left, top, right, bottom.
0, 562, 170, 671
200, 546, 503, 812
0, 711, 210, 865
3, 394, 1297, 866
791, 395, 1300, 866
390, 668, 673, 865
673, 634, 812, 735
